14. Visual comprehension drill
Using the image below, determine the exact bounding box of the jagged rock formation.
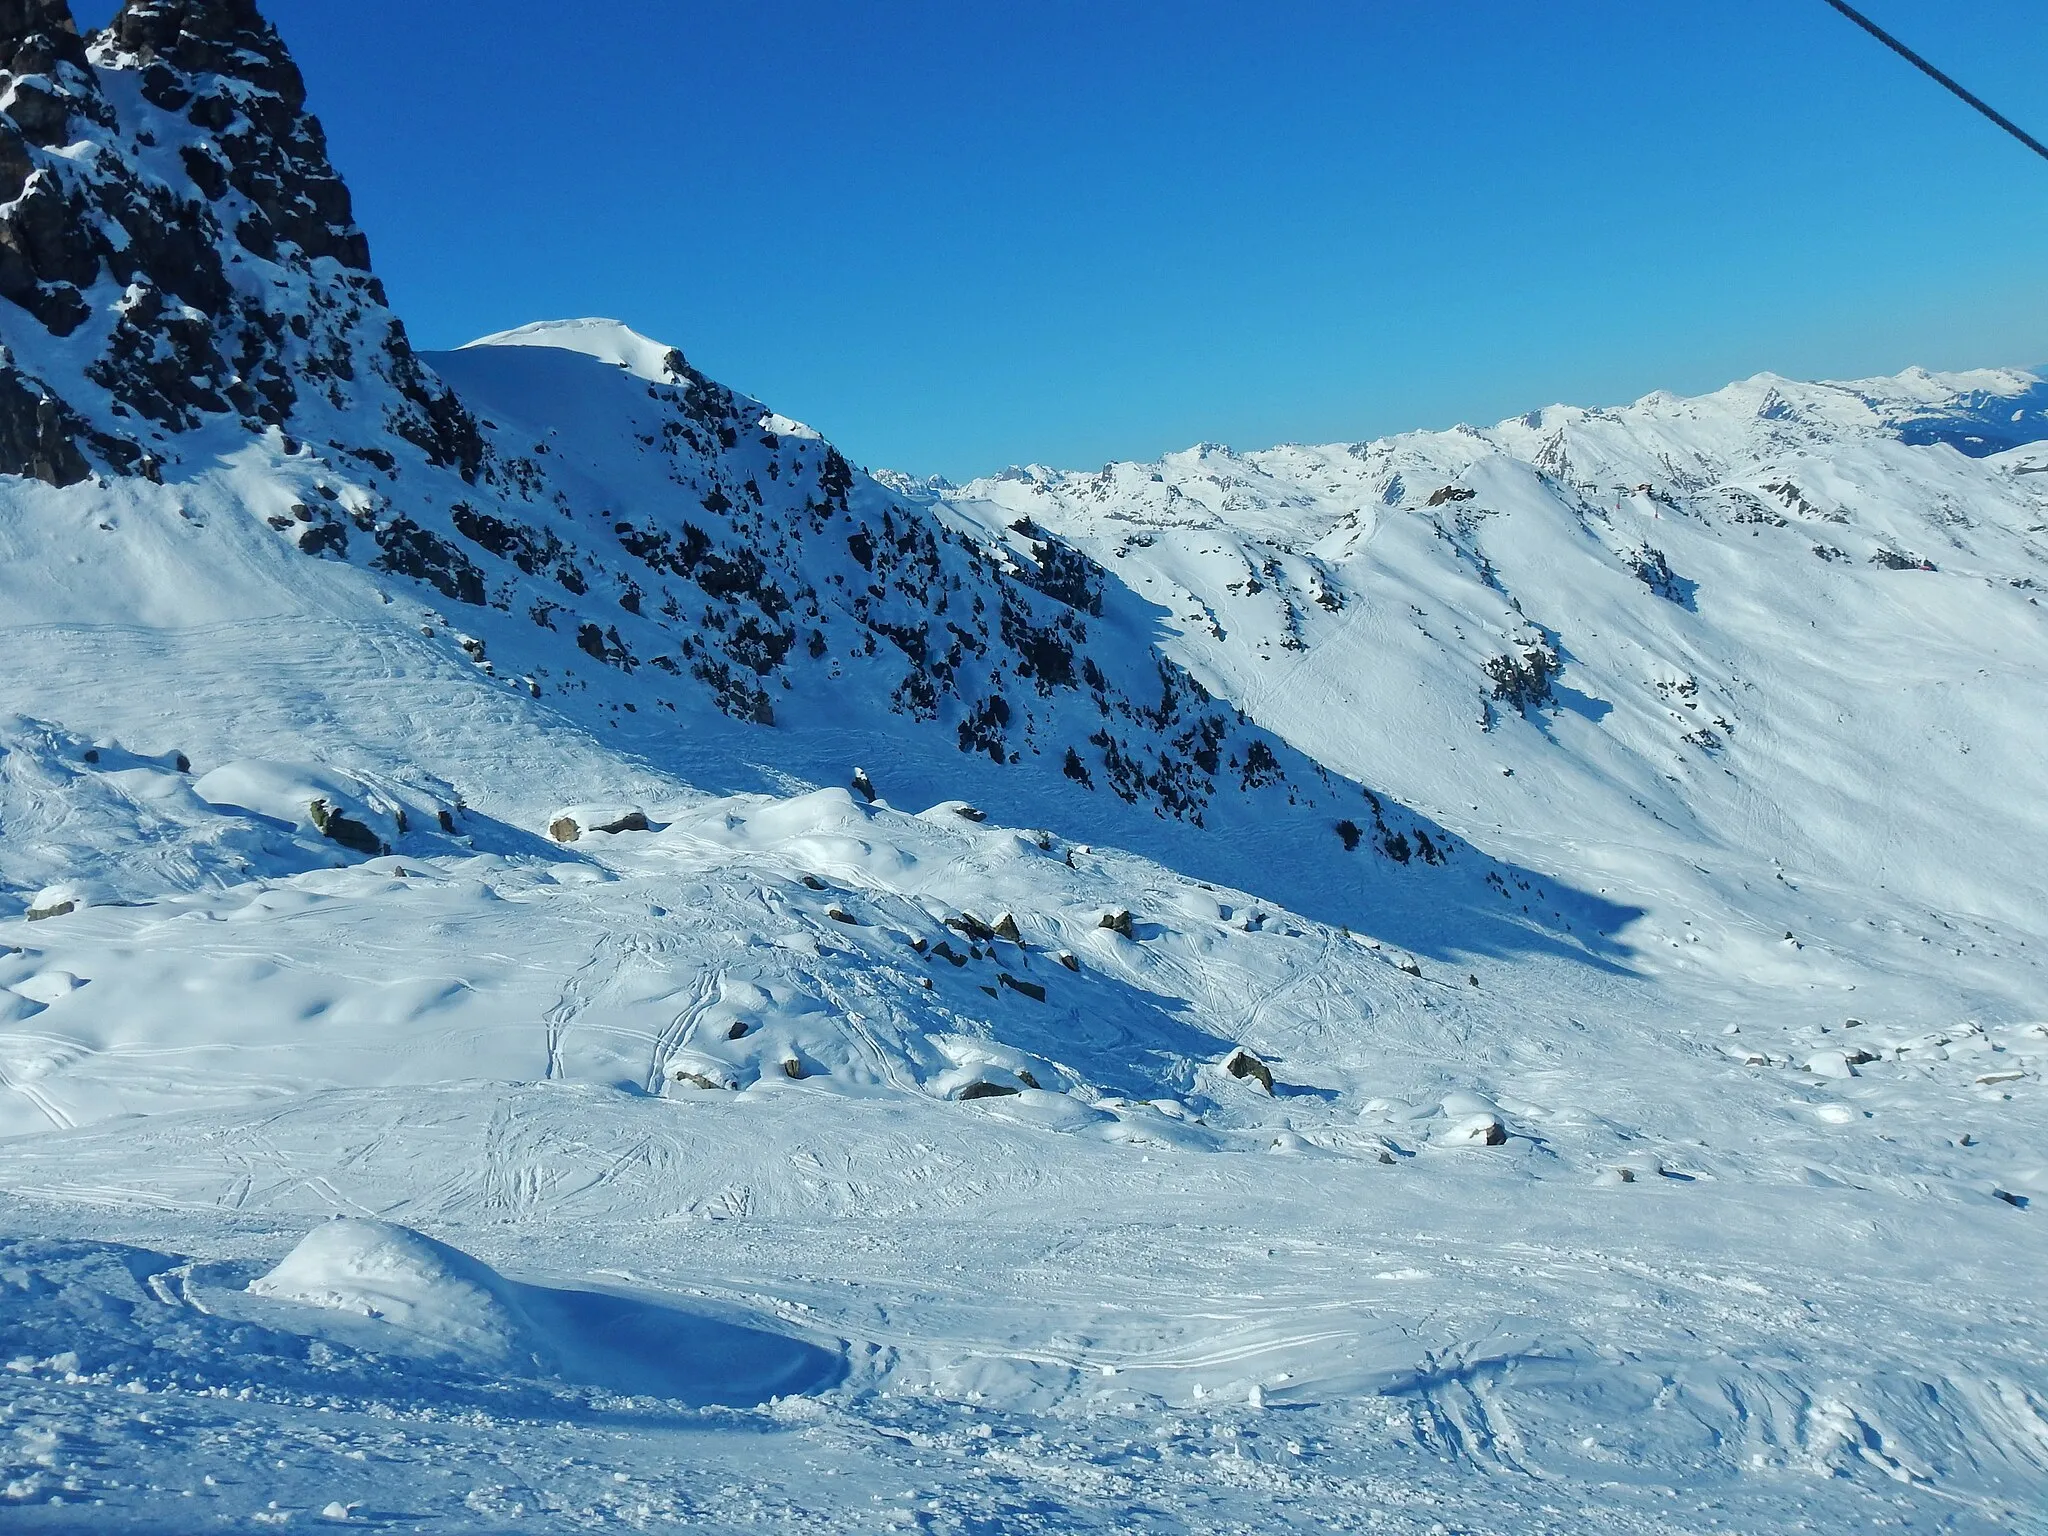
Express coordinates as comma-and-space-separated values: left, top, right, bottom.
0, 0, 477, 484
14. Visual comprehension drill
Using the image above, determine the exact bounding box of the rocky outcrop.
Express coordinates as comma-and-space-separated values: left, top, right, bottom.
308, 796, 384, 856
1484, 642, 1561, 717
0, 366, 88, 483
0, 0, 481, 484
0, 1, 109, 338
547, 808, 651, 844
1222, 1047, 1274, 1093
101, 0, 370, 271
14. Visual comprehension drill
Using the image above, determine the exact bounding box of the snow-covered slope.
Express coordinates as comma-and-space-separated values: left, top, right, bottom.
944, 368, 2048, 1032
0, 3, 2044, 1532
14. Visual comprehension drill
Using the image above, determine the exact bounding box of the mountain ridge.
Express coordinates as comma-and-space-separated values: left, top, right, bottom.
0, 0, 1614, 958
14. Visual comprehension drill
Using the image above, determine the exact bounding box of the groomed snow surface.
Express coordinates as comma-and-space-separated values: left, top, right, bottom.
1, 349, 2045, 1533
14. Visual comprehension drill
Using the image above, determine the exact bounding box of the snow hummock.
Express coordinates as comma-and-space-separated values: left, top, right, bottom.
242, 1218, 845, 1405
249, 1219, 543, 1367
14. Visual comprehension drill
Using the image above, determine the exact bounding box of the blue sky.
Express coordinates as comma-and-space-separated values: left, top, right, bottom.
79, 1, 2048, 479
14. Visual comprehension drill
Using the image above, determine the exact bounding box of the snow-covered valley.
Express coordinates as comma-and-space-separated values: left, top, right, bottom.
0, 2, 2044, 1530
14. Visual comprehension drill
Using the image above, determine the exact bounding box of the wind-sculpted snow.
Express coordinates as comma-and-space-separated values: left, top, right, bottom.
1, 1078, 2044, 1531
244, 1217, 844, 1402
0, 1, 2043, 1531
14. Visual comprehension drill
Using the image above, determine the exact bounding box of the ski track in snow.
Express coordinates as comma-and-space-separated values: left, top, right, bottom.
0, 16, 2041, 1516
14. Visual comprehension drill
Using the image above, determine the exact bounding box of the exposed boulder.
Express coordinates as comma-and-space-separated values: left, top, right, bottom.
957, 1081, 1022, 1102
665, 1055, 736, 1093
1444, 1113, 1508, 1147
1099, 909, 1136, 939
997, 972, 1045, 1002
308, 796, 384, 856
946, 912, 995, 943
1222, 1047, 1274, 1094
547, 806, 650, 843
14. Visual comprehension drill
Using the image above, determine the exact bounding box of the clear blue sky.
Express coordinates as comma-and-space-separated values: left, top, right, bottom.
78, 0, 2048, 479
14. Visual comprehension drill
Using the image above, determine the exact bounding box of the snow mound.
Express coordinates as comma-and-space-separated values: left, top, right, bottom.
249, 1219, 544, 1368
247, 1218, 845, 1404
460, 318, 688, 383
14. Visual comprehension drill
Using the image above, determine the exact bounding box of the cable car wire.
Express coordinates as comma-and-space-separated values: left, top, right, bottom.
1817, 0, 2048, 164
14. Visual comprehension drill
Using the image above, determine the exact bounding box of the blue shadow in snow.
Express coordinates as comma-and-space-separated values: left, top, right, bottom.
1549, 684, 1612, 724
517, 1278, 845, 1405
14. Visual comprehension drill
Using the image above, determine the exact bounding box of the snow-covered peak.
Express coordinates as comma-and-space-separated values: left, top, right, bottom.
871, 467, 955, 502
1587, 364, 2048, 453
462, 318, 691, 385
952, 366, 2048, 522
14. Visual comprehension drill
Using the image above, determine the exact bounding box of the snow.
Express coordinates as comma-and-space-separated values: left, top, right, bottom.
241, 1218, 845, 1405
0, 354, 2039, 1531
0, 39, 2043, 1519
